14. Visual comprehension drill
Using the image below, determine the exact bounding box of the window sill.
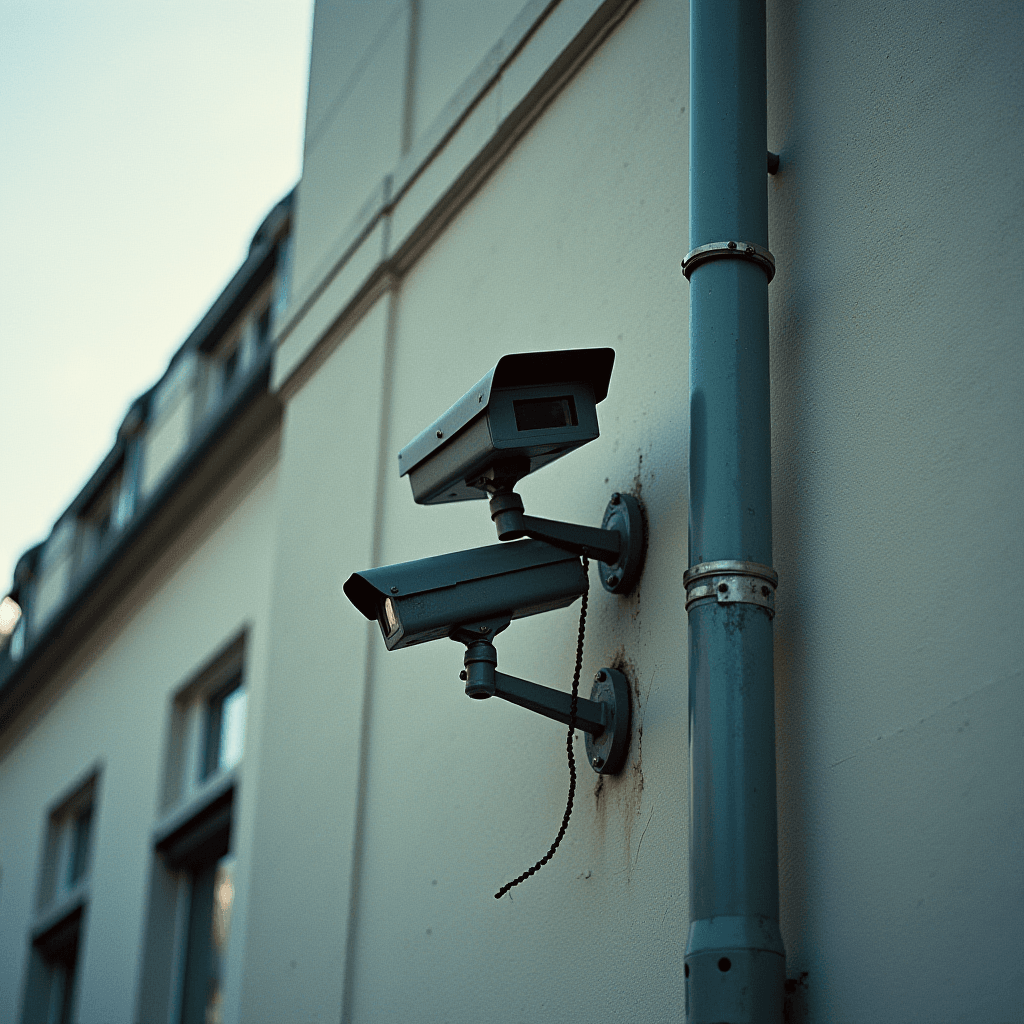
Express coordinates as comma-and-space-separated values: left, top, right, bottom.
32, 882, 88, 943
153, 769, 237, 870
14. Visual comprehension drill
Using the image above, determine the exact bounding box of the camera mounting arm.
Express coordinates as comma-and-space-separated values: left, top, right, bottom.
452, 626, 631, 775
485, 487, 645, 595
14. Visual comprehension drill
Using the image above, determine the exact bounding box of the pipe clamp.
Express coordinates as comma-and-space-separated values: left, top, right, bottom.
682, 240, 776, 282
683, 560, 778, 617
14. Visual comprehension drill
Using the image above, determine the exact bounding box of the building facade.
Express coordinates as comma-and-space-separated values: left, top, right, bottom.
1, 1, 1021, 1022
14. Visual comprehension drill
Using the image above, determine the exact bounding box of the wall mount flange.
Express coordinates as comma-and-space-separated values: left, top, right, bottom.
584, 667, 631, 774
598, 493, 645, 594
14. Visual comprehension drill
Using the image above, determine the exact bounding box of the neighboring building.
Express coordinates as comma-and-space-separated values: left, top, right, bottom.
1, 2, 1021, 1023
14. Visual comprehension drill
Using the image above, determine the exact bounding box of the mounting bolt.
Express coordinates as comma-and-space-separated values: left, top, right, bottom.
459, 670, 467, 681
610, 492, 621, 505
592, 757, 605, 770
607, 574, 621, 588
390, 586, 398, 594
727, 240, 737, 249
478, 625, 488, 633
595, 670, 606, 683
436, 430, 443, 439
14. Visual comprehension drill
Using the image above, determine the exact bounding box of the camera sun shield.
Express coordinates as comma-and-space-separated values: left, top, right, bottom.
343, 539, 587, 650
397, 348, 614, 505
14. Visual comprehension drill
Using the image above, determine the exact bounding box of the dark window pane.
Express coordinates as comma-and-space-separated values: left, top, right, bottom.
66, 805, 93, 887
222, 347, 240, 389
179, 853, 235, 1024
254, 307, 271, 347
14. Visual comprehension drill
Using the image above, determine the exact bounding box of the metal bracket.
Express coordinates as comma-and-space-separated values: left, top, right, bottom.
461, 639, 631, 775
488, 490, 646, 596
683, 560, 778, 618
681, 240, 776, 282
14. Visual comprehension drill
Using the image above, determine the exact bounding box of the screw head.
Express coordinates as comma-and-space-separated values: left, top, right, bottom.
390, 586, 398, 594
592, 757, 605, 770
478, 625, 488, 633
610, 492, 621, 505
607, 574, 620, 588
727, 240, 737, 249
436, 430, 443, 439
718, 582, 729, 593
459, 670, 467, 681
595, 670, 606, 683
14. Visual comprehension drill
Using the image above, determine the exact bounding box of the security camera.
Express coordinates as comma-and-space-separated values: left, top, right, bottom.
397, 348, 614, 505
343, 539, 630, 775
395, 347, 644, 596
343, 539, 587, 650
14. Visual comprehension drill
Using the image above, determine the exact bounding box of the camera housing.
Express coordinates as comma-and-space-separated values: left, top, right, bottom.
343, 539, 587, 650
397, 348, 614, 505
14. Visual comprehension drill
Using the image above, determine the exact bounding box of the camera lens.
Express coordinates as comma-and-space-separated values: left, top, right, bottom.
382, 597, 401, 638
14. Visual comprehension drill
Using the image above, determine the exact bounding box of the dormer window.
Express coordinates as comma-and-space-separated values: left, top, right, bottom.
222, 344, 241, 392
76, 470, 122, 572
253, 305, 272, 349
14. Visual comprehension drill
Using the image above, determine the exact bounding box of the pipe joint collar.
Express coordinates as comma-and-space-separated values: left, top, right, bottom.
683, 560, 778, 617
682, 240, 776, 282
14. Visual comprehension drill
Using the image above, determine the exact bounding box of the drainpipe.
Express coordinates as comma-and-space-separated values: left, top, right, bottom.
682, 2, 785, 1022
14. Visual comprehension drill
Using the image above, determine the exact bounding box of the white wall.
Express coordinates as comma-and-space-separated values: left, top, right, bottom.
766, 2, 1024, 1018
274, 0, 691, 1020
291, 0, 409, 309
0, 435, 280, 1024
272, 0, 1023, 1021
236, 299, 393, 1023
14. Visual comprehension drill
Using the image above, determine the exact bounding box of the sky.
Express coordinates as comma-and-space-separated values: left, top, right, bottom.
0, 0, 314, 590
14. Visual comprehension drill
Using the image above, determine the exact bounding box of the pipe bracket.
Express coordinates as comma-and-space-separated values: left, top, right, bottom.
683, 560, 778, 617
682, 240, 776, 282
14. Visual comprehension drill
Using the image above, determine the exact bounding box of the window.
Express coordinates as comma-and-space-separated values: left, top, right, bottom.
38, 778, 96, 909
22, 775, 99, 1024
112, 440, 142, 531
163, 638, 247, 809
137, 637, 245, 1024
253, 305, 272, 349
202, 676, 246, 779
23, 907, 84, 1024
76, 467, 124, 573
179, 851, 236, 1024
221, 344, 241, 394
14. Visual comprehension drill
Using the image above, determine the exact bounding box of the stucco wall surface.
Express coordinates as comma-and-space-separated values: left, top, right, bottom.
274, 0, 1023, 1021
766, 1, 1024, 1019
281, 0, 692, 1019
293, 0, 409, 306
237, 300, 393, 1023
0, 438, 280, 1024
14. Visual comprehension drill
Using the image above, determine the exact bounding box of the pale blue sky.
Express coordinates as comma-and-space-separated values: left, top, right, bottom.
0, 0, 314, 586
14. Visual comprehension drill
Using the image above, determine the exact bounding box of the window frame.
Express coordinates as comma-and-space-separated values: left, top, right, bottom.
162, 635, 247, 812
137, 634, 247, 1024
21, 769, 101, 1024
